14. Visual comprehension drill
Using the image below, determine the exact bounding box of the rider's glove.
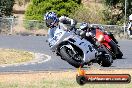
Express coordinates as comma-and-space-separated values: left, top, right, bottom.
70, 19, 77, 26
80, 31, 86, 38
69, 20, 77, 30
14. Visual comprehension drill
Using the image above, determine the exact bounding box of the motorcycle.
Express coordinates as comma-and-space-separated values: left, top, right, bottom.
47, 26, 113, 68
92, 27, 123, 59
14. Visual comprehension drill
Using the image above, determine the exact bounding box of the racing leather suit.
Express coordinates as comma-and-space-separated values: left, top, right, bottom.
127, 22, 132, 36
47, 16, 76, 46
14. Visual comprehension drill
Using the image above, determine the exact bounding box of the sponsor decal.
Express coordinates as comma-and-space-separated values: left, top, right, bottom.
76, 67, 131, 85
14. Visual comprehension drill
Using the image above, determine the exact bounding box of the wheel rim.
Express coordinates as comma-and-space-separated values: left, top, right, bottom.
105, 54, 113, 63
66, 47, 82, 61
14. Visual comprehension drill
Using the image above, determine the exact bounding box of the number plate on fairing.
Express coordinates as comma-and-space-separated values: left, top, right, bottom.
72, 36, 94, 53
71, 35, 96, 62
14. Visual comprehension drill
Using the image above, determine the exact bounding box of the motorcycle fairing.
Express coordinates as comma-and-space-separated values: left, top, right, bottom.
67, 35, 96, 62
96, 28, 111, 49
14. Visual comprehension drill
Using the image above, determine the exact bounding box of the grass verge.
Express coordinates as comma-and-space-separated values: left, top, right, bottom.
0, 48, 34, 65
0, 69, 132, 88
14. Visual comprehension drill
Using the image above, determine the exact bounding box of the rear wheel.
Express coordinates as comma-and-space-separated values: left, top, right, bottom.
97, 52, 113, 67
60, 46, 83, 68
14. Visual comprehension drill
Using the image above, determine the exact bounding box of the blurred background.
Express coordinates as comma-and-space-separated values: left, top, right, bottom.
0, 0, 131, 38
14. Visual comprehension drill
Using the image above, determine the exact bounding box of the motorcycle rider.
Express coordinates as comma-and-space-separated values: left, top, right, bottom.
44, 11, 76, 46
44, 12, 113, 67
79, 22, 118, 55
77, 22, 98, 47
127, 14, 132, 38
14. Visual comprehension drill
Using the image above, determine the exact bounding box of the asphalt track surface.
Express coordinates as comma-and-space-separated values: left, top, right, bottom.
0, 35, 131, 72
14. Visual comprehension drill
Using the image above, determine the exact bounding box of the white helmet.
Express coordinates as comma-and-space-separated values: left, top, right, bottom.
129, 14, 132, 21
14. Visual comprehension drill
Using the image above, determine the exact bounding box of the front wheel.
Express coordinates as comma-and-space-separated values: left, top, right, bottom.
116, 47, 123, 59
59, 46, 83, 68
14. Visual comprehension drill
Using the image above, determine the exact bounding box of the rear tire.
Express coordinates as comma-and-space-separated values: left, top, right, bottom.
97, 53, 113, 67
60, 46, 83, 68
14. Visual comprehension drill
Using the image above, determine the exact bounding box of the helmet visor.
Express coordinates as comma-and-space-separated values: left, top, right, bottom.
46, 19, 54, 24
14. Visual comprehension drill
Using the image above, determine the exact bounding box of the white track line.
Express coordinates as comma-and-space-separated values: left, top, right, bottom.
41, 54, 51, 63
0, 53, 51, 67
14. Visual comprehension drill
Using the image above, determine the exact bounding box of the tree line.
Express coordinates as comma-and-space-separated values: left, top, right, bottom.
0, 0, 131, 25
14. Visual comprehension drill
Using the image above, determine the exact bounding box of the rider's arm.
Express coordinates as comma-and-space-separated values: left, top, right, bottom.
48, 28, 58, 47
47, 28, 55, 43
59, 16, 76, 27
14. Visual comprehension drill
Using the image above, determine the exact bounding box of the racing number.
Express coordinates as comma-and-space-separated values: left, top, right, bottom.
88, 45, 93, 52
79, 42, 93, 53
53, 32, 62, 41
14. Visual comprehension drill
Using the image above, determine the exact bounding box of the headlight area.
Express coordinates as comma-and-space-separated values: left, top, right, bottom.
98, 35, 104, 42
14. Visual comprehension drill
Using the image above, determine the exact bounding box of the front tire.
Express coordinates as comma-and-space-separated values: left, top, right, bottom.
116, 47, 123, 59
59, 46, 83, 68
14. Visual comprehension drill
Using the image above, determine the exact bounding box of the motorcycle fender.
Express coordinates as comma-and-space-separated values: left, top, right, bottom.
60, 44, 74, 52
104, 35, 111, 42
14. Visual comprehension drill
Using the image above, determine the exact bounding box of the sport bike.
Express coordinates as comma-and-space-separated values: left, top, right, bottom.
47, 27, 113, 68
